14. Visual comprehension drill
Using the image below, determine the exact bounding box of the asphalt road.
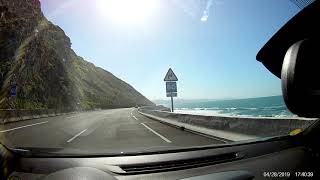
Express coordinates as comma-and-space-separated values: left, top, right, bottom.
0, 108, 224, 155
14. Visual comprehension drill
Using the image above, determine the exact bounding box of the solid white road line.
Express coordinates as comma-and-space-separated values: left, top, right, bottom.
67, 129, 87, 143
140, 123, 172, 143
132, 116, 139, 121
0, 121, 49, 133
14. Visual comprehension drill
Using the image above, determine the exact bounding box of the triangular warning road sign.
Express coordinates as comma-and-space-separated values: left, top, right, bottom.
164, 68, 178, 81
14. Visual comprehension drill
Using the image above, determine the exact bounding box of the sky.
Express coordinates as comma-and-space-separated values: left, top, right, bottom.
39, 0, 300, 101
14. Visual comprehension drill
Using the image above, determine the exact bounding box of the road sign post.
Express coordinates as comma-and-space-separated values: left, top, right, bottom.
171, 95, 174, 113
164, 68, 178, 112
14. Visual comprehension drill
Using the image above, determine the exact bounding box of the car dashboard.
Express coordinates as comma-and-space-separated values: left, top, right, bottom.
4, 136, 319, 180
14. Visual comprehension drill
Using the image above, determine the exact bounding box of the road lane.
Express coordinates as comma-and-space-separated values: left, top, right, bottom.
0, 108, 225, 154
67, 129, 88, 143
140, 123, 172, 143
0, 110, 111, 148
132, 109, 224, 147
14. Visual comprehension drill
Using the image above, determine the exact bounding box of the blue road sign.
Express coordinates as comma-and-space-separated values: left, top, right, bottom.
10, 84, 17, 97
166, 82, 177, 97
166, 81, 177, 93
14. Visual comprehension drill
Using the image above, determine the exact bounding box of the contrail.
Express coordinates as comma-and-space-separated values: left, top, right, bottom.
201, 0, 213, 22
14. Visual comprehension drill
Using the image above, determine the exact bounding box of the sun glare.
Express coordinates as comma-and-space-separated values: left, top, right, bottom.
97, 0, 158, 25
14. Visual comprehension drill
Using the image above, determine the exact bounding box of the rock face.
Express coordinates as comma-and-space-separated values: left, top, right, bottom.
0, 0, 154, 110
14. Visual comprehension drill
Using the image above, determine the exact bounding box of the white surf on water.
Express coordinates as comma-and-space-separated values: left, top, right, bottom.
156, 96, 300, 118
174, 107, 296, 118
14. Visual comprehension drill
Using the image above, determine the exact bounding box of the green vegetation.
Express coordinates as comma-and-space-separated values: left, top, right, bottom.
9, 99, 47, 109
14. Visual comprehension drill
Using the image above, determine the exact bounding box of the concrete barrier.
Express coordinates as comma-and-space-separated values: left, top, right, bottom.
138, 107, 317, 141
0, 109, 75, 124
139, 105, 170, 112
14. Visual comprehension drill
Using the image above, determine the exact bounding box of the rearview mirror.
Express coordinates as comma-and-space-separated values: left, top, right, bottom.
281, 39, 320, 118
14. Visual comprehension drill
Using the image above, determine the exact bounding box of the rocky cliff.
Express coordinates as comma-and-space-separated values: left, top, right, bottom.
0, 0, 154, 110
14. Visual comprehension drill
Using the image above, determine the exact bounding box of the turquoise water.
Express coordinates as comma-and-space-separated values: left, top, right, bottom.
157, 96, 295, 117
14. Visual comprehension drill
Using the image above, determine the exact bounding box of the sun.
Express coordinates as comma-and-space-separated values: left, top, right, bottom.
96, 0, 158, 26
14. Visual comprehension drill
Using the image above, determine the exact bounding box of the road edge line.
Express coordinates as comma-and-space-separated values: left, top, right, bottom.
0, 121, 49, 133
140, 123, 172, 143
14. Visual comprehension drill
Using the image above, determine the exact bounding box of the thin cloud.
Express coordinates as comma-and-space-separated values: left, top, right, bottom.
200, 0, 213, 22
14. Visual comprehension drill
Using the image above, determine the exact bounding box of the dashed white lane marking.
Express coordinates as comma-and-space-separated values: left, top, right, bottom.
0, 121, 49, 133
67, 129, 88, 143
66, 115, 81, 119
140, 123, 172, 143
132, 116, 139, 121
131, 107, 136, 113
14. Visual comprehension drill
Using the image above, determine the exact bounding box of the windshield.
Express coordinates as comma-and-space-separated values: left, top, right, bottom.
0, 0, 317, 156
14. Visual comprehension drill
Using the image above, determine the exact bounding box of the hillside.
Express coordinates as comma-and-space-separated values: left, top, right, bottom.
0, 0, 154, 110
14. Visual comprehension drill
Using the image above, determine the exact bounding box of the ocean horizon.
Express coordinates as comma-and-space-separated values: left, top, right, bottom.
154, 95, 296, 118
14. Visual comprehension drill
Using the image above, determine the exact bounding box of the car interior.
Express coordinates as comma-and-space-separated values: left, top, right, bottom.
1, 1, 319, 180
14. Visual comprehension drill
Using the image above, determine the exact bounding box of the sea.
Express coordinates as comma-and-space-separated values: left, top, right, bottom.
155, 95, 296, 118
